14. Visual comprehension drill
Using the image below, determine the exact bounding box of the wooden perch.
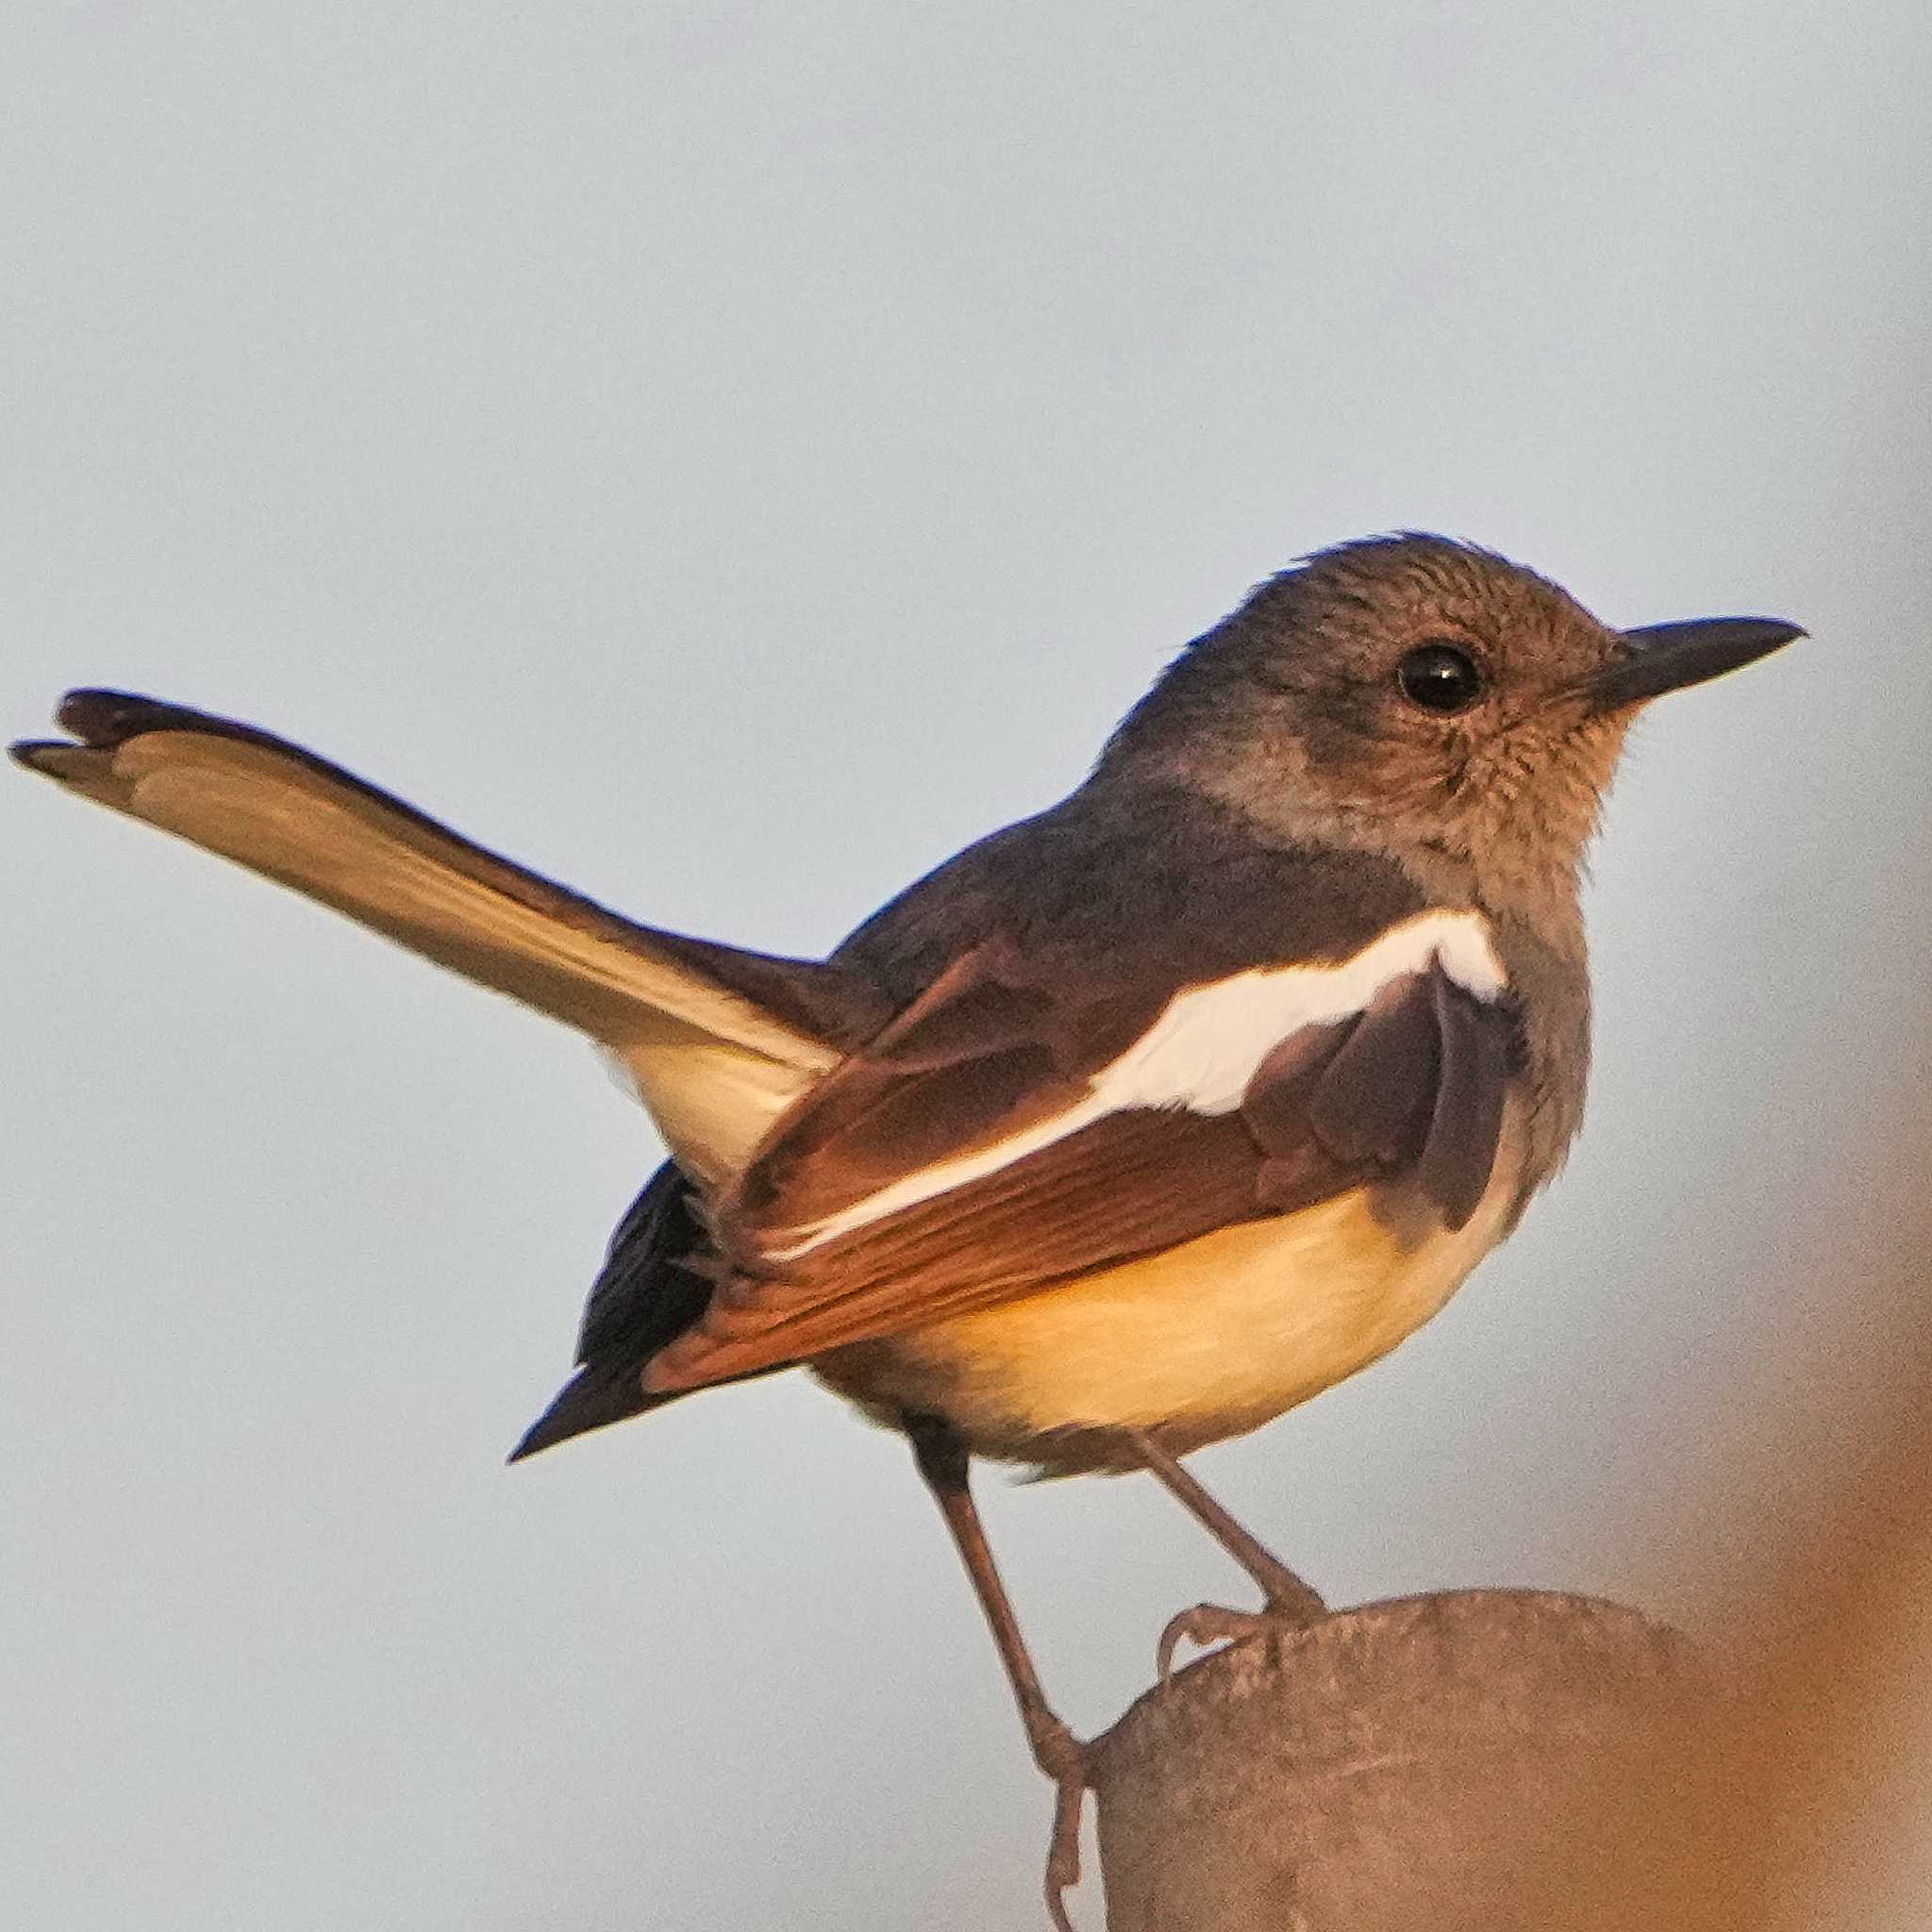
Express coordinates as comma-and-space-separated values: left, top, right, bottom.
1084, 1588, 1701, 1932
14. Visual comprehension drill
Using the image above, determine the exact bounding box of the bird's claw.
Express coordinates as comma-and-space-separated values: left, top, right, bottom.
1031, 1722, 1090, 1932
1043, 1765, 1086, 1932
1157, 1593, 1326, 1684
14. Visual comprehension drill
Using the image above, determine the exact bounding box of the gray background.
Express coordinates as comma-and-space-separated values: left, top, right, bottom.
4, 4, 1927, 1927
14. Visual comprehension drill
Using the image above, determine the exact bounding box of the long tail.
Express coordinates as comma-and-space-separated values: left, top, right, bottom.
12, 690, 874, 1182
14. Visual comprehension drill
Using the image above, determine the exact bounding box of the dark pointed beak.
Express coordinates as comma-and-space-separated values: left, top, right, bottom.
1588, 616, 1806, 710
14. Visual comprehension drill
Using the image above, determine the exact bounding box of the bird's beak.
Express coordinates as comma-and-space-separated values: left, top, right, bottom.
1587, 616, 1806, 711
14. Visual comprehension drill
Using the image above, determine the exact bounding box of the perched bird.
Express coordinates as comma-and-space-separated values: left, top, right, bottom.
13, 535, 1800, 1925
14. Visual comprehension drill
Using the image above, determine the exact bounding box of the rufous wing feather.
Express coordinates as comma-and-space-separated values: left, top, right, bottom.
642, 951, 1519, 1392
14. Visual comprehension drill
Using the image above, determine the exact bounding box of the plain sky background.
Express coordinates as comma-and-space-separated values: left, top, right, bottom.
4, 4, 1928, 1927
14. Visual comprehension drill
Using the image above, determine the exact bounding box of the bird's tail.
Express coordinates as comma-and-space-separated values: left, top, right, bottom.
12, 690, 859, 1182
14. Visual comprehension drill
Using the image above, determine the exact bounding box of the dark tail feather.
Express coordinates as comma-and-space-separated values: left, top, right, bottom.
508, 1164, 784, 1463
507, 1366, 677, 1463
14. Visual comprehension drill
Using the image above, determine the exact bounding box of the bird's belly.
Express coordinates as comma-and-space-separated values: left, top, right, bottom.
816, 1171, 1516, 1472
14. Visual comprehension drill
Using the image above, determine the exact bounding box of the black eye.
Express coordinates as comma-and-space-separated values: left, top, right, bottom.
1398, 641, 1484, 714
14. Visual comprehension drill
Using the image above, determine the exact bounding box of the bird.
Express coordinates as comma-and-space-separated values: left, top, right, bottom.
12, 534, 1801, 1926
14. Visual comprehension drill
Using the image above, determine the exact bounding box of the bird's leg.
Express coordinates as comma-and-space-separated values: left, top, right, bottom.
1124, 1428, 1327, 1680
907, 1415, 1088, 1932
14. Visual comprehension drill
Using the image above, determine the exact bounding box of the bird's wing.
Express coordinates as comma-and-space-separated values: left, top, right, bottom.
11, 690, 884, 1183
642, 909, 1517, 1391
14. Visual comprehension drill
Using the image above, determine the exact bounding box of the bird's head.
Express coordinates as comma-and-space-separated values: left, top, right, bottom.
1097, 533, 1802, 908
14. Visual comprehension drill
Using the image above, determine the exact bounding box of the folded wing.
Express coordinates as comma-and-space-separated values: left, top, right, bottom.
643, 913, 1517, 1391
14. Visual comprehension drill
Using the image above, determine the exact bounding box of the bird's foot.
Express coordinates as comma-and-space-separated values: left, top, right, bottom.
1157, 1581, 1327, 1685
1028, 1715, 1091, 1932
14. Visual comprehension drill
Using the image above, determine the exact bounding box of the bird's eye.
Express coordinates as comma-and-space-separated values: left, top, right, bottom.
1397, 641, 1485, 714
